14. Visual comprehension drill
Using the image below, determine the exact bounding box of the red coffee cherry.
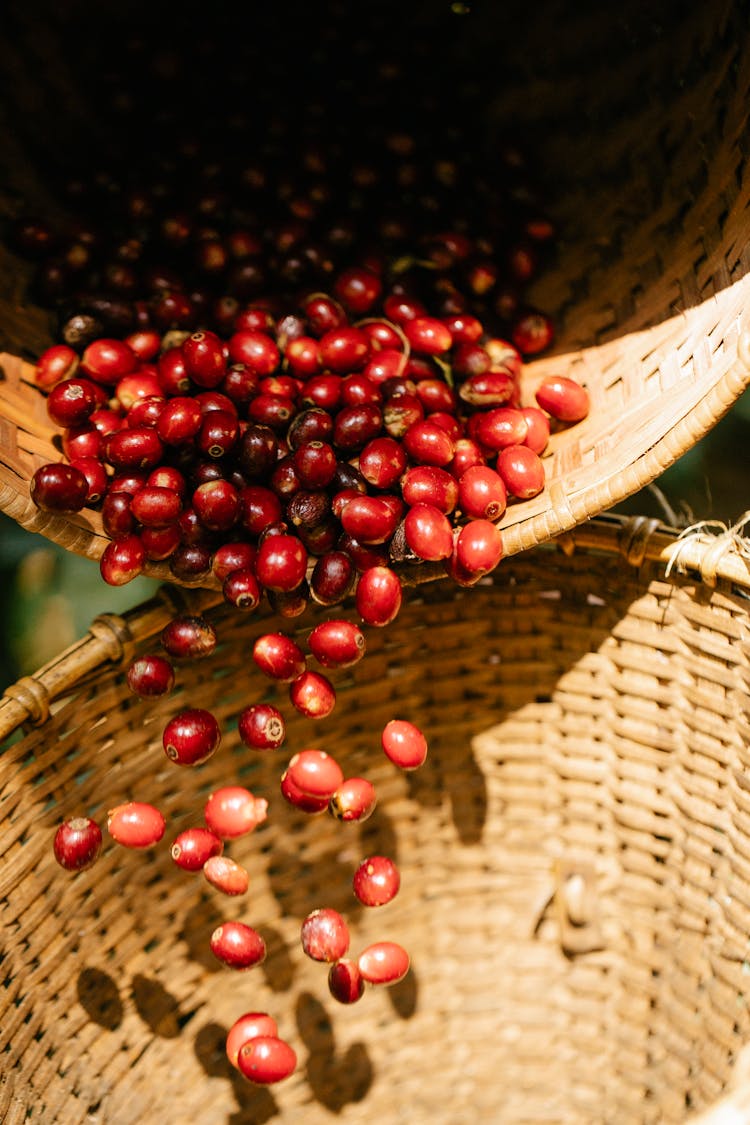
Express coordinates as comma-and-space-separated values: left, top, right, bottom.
310, 551, 356, 606
162, 708, 221, 766
381, 719, 428, 770
300, 908, 350, 962
81, 338, 137, 384
107, 802, 166, 848
53, 816, 102, 872
286, 749, 344, 800
289, 670, 336, 719
238, 703, 286, 750
280, 770, 330, 813
35, 343, 80, 389
355, 566, 402, 627
401, 465, 458, 514
496, 445, 545, 499
329, 777, 377, 823
353, 856, 401, 907
203, 855, 250, 896
182, 329, 227, 387
130, 485, 182, 529
170, 827, 223, 871
31, 463, 89, 512
204, 786, 268, 839
535, 375, 590, 423
328, 959, 365, 1005
47, 377, 100, 427
455, 519, 504, 576
357, 941, 410, 985
402, 419, 455, 466
226, 1013, 279, 1069
404, 315, 452, 355
403, 503, 453, 561
237, 1036, 297, 1085
210, 922, 266, 969
223, 569, 262, 611
100, 535, 146, 586
126, 654, 175, 698
308, 620, 366, 669
252, 633, 306, 682
457, 465, 507, 521
474, 407, 528, 451
520, 406, 550, 454
255, 534, 307, 591
161, 615, 217, 660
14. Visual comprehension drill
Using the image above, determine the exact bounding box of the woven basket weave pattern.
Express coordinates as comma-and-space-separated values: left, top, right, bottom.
3, 517, 750, 1122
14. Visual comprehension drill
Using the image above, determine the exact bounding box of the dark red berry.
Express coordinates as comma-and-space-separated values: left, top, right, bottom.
289, 670, 336, 719
286, 749, 343, 799
107, 801, 165, 848
252, 633, 306, 682
355, 566, 402, 627
403, 503, 453, 561
237, 1036, 296, 1084
130, 485, 182, 528
182, 329, 226, 387
511, 309, 554, 355
239, 704, 286, 750
210, 922, 266, 969
329, 777, 377, 823
162, 708, 221, 766
161, 615, 217, 660
81, 338, 137, 384
301, 908, 350, 962
308, 620, 365, 669
157, 397, 203, 445
35, 344, 79, 390
212, 542, 257, 581
353, 855, 401, 906
47, 378, 99, 427
100, 534, 146, 585
171, 827, 223, 871
401, 465, 458, 513
328, 959, 365, 1004
127, 654, 175, 698
69, 457, 108, 504
223, 569, 262, 611
310, 551, 356, 606
53, 817, 102, 872
255, 534, 307, 591
31, 463, 88, 512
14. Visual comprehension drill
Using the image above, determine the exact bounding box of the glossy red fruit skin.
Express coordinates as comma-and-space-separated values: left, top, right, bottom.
403, 503, 454, 561
357, 941, 410, 985
100, 535, 146, 585
334, 266, 382, 314
535, 375, 590, 422
310, 551, 356, 606
382, 719, 428, 770
238, 704, 286, 749
223, 569, 262, 611
162, 708, 221, 766
255, 534, 307, 591
308, 620, 365, 669
161, 615, 217, 660
353, 855, 401, 906
289, 671, 336, 719
210, 922, 266, 969
403, 419, 455, 466
212, 542, 257, 582
458, 465, 507, 521
35, 343, 79, 389
400, 466, 458, 514
181, 329, 226, 387
31, 463, 88, 512
204, 855, 250, 895
404, 315, 452, 355
226, 1014, 279, 1069
252, 633, 306, 682
82, 338, 137, 384
319, 326, 369, 373
355, 566, 402, 627
53, 816, 102, 872
126, 654, 175, 698
496, 445, 545, 499
286, 749, 344, 799
511, 309, 554, 355
157, 397, 203, 445
280, 769, 330, 813
107, 802, 166, 848
170, 827, 223, 871
237, 1036, 296, 1084
301, 908, 350, 962
47, 378, 99, 427
130, 485, 183, 528
328, 959, 365, 1004
455, 519, 504, 575
204, 786, 268, 838
193, 480, 240, 531
475, 407, 528, 452
329, 777, 377, 823
520, 407, 551, 454
227, 330, 280, 375
340, 495, 400, 545
140, 524, 182, 562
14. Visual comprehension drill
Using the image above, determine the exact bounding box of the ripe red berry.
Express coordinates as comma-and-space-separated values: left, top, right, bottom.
82, 338, 137, 384
495, 445, 545, 500
520, 407, 551, 454
210, 922, 266, 969
47, 377, 99, 427
280, 770, 330, 813
126, 654, 175, 698
223, 569, 262, 611
457, 465, 507, 521
455, 519, 504, 575
252, 633, 306, 682
353, 855, 401, 906
161, 615, 217, 660
355, 566, 402, 627
402, 419, 455, 466
203, 855, 250, 896
162, 708, 221, 766
328, 959, 365, 1004
535, 375, 590, 423
474, 407, 528, 451
329, 777, 377, 823
53, 816, 102, 872
255, 533, 307, 591
403, 503, 453, 561
100, 534, 146, 586
511, 309, 554, 355
289, 670, 336, 719
35, 343, 79, 389
357, 941, 410, 985
182, 329, 227, 387
404, 316, 452, 355
381, 719, 428, 770
31, 463, 89, 512
204, 786, 268, 839
107, 801, 166, 848
237, 1036, 296, 1084
401, 465, 458, 514
238, 703, 286, 749
286, 749, 344, 800
170, 827, 223, 871
310, 551, 356, 606
301, 908, 350, 962
226, 1013, 279, 1069
308, 620, 365, 669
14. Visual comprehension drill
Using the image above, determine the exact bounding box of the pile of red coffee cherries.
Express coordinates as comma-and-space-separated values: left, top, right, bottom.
53, 604, 426, 1086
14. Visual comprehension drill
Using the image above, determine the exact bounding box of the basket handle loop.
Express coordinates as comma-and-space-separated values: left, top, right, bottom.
3, 675, 50, 726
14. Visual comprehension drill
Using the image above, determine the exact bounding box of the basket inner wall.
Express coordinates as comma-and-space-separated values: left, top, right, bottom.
3, 552, 750, 1123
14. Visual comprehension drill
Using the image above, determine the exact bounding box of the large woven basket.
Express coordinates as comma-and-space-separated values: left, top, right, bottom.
1, 1, 750, 581
4, 513, 750, 1123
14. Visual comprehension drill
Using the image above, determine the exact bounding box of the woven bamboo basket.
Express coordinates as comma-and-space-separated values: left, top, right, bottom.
1, 2, 750, 582
3, 513, 750, 1123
